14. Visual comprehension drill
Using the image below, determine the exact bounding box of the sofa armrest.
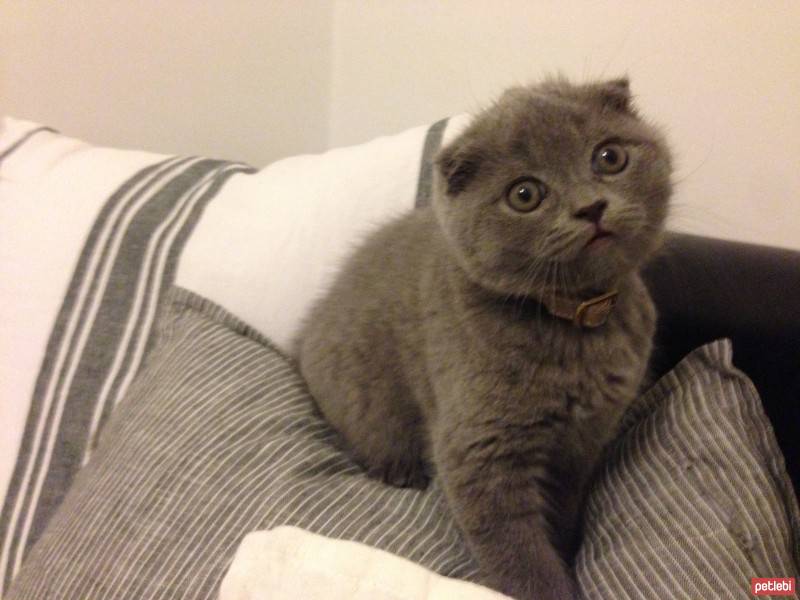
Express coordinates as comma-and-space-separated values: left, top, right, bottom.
643, 233, 800, 493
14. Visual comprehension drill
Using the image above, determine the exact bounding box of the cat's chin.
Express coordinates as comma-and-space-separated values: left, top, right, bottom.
584, 232, 616, 252
461, 259, 626, 302
572, 252, 639, 292
570, 227, 666, 289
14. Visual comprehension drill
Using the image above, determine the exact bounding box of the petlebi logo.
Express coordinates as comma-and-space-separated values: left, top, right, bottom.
751, 577, 796, 596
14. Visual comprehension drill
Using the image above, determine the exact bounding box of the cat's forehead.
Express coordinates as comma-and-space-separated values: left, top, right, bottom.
498, 91, 620, 155
447, 80, 668, 181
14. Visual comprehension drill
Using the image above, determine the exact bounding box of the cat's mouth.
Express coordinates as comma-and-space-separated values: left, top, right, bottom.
585, 226, 615, 249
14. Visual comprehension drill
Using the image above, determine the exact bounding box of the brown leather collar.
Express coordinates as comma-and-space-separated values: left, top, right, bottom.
541, 290, 619, 328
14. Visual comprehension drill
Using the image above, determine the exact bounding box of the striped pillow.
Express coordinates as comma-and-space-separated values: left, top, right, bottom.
7, 287, 481, 599
6, 288, 799, 599
577, 342, 800, 598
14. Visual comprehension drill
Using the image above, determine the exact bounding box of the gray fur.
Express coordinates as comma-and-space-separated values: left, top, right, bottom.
296, 77, 672, 600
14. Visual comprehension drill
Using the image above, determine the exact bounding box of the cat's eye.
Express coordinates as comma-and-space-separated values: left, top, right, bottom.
505, 179, 546, 213
592, 142, 628, 175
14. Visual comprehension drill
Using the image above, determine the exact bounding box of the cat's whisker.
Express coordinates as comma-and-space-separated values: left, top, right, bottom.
525, 257, 550, 315
549, 232, 585, 258
547, 228, 573, 248
557, 262, 570, 297
537, 261, 554, 321
547, 262, 558, 309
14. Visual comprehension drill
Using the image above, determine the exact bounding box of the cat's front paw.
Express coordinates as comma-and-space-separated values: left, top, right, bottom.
500, 573, 581, 600
368, 459, 430, 490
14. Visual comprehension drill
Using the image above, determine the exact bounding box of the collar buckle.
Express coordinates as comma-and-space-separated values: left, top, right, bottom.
573, 291, 619, 328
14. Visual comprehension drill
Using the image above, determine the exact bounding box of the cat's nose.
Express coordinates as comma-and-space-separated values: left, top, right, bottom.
573, 199, 608, 224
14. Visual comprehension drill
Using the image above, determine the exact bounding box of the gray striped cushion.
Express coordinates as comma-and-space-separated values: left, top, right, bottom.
7, 289, 799, 599
577, 341, 800, 598
6, 287, 480, 600
577, 340, 800, 600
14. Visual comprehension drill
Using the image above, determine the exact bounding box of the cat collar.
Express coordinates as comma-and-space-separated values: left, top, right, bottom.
544, 291, 619, 328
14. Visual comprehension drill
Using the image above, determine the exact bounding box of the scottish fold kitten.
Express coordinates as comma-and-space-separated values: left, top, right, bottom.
297, 77, 672, 600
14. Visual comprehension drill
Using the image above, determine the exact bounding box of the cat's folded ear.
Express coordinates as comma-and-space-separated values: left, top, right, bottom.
594, 77, 633, 113
436, 139, 482, 196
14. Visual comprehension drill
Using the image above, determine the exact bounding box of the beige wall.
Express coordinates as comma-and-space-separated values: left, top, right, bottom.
329, 0, 800, 250
2, 1, 799, 249
0, 1, 334, 166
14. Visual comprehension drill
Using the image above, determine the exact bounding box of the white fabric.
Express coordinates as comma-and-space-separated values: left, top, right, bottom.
220, 526, 509, 600
176, 114, 471, 354
0, 117, 164, 504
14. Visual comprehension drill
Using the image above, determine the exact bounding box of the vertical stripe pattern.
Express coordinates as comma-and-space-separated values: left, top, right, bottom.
0, 158, 254, 594
415, 118, 449, 208
6, 288, 479, 600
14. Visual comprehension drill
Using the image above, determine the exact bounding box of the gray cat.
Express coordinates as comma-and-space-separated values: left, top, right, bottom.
296, 77, 672, 600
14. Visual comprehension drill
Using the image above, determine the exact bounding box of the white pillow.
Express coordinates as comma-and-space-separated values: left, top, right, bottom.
176, 114, 470, 352
221, 527, 509, 600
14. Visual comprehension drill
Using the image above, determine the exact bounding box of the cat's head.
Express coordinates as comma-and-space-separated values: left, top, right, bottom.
433, 77, 672, 298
